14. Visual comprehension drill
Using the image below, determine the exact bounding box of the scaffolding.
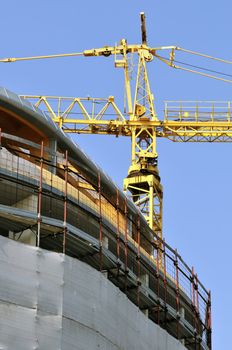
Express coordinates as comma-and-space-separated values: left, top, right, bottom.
0, 129, 211, 349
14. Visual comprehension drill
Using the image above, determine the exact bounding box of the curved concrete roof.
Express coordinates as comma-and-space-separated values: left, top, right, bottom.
0, 87, 151, 237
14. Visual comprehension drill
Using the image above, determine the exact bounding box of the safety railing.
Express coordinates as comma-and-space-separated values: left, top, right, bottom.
165, 100, 232, 122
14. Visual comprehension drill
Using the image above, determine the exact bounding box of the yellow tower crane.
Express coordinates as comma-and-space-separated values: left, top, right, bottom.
2, 13, 232, 242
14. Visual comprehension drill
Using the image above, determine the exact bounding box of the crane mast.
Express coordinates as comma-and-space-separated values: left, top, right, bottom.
114, 14, 162, 236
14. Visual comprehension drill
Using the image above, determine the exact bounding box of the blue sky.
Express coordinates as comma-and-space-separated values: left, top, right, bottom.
1, 1, 231, 348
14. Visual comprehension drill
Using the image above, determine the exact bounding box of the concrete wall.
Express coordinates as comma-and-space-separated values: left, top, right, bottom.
0, 235, 186, 350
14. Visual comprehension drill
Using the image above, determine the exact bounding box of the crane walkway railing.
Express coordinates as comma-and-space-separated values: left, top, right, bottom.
165, 101, 232, 122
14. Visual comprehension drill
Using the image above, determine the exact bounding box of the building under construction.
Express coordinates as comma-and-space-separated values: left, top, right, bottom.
0, 87, 211, 349
7, 11, 232, 350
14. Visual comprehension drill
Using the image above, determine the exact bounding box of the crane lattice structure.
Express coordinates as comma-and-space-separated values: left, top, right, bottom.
2, 13, 232, 241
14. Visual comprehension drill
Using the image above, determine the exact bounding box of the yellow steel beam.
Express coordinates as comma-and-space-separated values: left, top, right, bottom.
20, 95, 232, 141
0, 44, 177, 63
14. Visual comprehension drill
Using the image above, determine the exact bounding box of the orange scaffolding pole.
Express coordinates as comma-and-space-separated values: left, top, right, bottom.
116, 188, 120, 277
37, 140, 44, 247
98, 172, 103, 271
137, 214, 141, 307
124, 198, 128, 293
63, 150, 68, 254
207, 291, 212, 349
163, 239, 168, 329
156, 241, 160, 325
174, 249, 180, 339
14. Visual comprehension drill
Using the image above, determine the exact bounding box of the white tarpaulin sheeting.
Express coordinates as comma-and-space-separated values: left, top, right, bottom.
0, 235, 186, 350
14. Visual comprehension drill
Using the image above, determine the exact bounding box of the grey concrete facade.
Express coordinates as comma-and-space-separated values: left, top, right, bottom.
0, 235, 187, 350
